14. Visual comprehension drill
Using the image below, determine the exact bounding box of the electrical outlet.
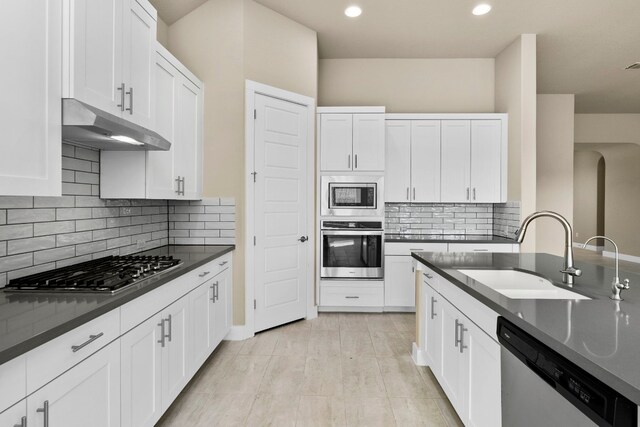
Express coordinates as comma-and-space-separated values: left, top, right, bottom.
575, 232, 579, 238
136, 240, 145, 250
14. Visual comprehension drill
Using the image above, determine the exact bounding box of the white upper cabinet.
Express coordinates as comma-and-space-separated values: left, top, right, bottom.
64, 0, 157, 127
441, 120, 472, 202
385, 121, 411, 202
319, 109, 385, 172
101, 46, 204, 200
320, 114, 353, 171
411, 121, 441, 202
0, 0, 62, 196
353, 114, 385, 171
470, 120, 502, 202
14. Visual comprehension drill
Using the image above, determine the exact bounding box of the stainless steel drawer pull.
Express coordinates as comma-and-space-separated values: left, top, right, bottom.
37, 401, 49, 427
345, 296, 360, 299
430, 297, 437, 319
165, 315, 173, 342
219, 261, 228, 266
199, 271, 210, 277
424, 273, 434, 279
473, 249, 489, 252
14, 416, 26, 427
125, 87, 134, 114
71, 332, 104, 352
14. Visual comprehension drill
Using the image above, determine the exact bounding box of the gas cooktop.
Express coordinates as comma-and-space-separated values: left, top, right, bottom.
4, 255, 182, 294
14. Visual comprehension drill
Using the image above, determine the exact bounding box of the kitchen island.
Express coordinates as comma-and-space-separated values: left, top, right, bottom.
412, 250, 640, 422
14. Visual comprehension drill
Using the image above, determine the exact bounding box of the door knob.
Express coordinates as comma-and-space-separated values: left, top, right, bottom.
298, 236, 309, 242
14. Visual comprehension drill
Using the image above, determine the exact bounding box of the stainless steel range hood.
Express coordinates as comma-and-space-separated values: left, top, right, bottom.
61, 99, 171, 151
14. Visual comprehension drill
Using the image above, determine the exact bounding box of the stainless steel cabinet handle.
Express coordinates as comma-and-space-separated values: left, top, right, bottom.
406, 187, 410, 201
125, 87, 134, 115
466, 188, 470, 201
219, 261, 228, 266
345, 296, 360, 299
175, 176, 181, 194
165, 314, 172, 342
37, 401, 49, 427
355, 154, 358, 169
199, 271, 210, 278
71, 332, 104, 353
473, 188, 477, 200
459, 322, 468, 353
158, 320, 166, 347
214, 281, 219, 302
413, 187, 416, 200
424, 273, 434, 279
348, 154, 351, 169
210, 282, 216, 302
430, 297, 437, 319
14, 416, 26, 427
454, 319, 461, 347
181, 177, 185, 195
473, 249, 489, 252
117, 83, 125, 111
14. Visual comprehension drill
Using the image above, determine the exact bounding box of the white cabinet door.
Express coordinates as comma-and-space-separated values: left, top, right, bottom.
439, 298, 467, 416
353, 114, 385, 171
411, 120, 441, 202
121, 313, 163, 427
424, 282, 442, 375
28, 340, 120, 427
213, 267, 231, 347
121, 0, 156, 129
175, 76, 203, 200
161, 296, 190, 411
0, 0, 61, 197
0, 400, 26, 427
384, 256, 415, 308
470, 120, 502, 203
146, 52, 179, 199
464, 320, 501, 427
320, 114, 353, 171
440, 120, 471, 203
189, 279, 215, 373
67, 0, 123, 117
385, 121, 411, 202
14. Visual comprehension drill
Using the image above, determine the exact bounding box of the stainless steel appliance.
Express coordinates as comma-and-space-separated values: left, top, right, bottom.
4, 255, 182, 294
321, 175, 384, 217
321, 220, 384, 279
498, 317, 637, 427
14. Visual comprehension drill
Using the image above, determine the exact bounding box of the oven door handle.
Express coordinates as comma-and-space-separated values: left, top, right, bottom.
321, 230, 383, 236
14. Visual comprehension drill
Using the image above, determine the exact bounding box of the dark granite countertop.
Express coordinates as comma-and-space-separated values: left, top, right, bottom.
412, 251, 640, 404
386, 234, 517, 244
0, 245, 234, 365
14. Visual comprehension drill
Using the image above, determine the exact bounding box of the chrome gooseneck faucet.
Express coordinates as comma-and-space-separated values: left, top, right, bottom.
515, 211, 582, 285
582, 236, 630, 300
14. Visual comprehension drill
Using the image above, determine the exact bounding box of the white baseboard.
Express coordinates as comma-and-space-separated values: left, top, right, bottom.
573, 242, 603, 252
412, 342, 427, 366
603, 250, 640, 264
224, 325, 253, 341
383, 306, 416, 313
318, 306, 384, 313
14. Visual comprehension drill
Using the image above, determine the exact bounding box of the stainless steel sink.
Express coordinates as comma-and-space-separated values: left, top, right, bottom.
457, 269, 591, 300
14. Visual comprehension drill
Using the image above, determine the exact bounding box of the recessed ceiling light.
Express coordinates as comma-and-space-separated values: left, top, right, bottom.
111, 135, 144, 146
472, 4, 492, 15
344, 5, 362, 18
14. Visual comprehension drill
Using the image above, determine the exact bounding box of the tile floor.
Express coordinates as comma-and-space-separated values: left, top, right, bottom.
157, 312, 463, 427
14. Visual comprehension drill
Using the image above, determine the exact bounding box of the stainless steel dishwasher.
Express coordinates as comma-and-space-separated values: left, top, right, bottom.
497, 317, 637, 427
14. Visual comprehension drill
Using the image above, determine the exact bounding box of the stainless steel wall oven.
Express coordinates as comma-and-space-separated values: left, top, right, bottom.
320, 221, 384, 279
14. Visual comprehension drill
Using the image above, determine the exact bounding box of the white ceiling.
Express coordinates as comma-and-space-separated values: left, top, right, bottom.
151, 0, 640, 113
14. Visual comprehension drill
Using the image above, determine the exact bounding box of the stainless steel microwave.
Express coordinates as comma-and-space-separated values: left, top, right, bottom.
321, 176, 384, 217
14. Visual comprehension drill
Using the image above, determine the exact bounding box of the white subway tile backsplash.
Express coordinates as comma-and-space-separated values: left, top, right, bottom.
0, 143, 235, 286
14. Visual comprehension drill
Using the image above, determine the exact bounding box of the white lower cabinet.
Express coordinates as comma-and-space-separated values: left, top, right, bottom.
384, 256, 415, 308
0, 400, 27, 427
160, 296, 189, 411
422, 270, 501, 427
27, 340, 121, 427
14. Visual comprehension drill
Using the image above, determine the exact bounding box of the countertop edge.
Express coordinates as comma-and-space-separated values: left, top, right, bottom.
411, 252, 640, 405
0, 245, 235, 365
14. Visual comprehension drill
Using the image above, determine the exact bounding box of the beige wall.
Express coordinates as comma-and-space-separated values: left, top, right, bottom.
536, 94, 575, 256
573, 151, 603, 244
157, 17, 169, 48
318, 58, 494, 112
495, 34, 537, 250
575, 114, 640, 144
167, 0, 317, 326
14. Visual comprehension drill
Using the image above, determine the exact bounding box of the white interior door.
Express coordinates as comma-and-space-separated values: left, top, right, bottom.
254, 94, 309, 332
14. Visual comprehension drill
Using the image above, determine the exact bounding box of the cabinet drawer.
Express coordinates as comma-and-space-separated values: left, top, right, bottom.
26, 308, 120, 394
385, 242, 448, 256
0, 355, 26, 412
120, 254, 231, 333
448, 243, 515, 253
321, 286, 384, 307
